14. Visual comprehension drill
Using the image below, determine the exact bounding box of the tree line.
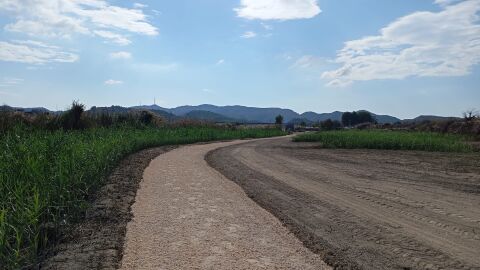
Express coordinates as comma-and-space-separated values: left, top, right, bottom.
275, 110, 377, 130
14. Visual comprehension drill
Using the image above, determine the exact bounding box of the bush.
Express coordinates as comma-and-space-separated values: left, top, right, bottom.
59, 101, 86, 130
320, 119, 342, 131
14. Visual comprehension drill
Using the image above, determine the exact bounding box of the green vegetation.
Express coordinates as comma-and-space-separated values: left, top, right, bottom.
341, 111, 376, 127
319, 119, 342, 131
293, 130, 473, 152
275, 114, 284, 125
0, 126, 285, 268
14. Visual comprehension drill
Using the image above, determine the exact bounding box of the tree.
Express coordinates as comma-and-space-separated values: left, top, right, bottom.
320, 119, 342, 131
463, 109, 478, 122
357, 111, 375, 124
341, 112, 353, 127
275, 114, 284, 125
321, 119, 333, 130
342, 111, 375, 127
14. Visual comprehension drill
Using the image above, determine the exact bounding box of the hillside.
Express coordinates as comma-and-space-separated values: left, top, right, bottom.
2, 103, 458, 125
168, 104, 299, 123
184, 110, 241, 123
300, 111, 344, 122
88, 106, 178, 121
0, 105, 51, 114
403, 115, 460, 123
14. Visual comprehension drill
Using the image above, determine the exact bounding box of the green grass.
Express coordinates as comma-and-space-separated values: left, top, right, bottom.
293, 130, 473, 152
0, 126, 285, 269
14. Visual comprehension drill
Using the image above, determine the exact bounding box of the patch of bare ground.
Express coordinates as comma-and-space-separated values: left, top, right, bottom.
39, 146, 176, 270
120, 140, 329, 270
206, 137, 480, 270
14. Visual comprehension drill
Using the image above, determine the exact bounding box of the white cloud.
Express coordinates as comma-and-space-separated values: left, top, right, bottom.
216, 59, 225, 65
291, 55, 316, 69
104, 79, 123, 85
133, 3, 147, 9
434, 0, 462, 7
202, 88, 213, 93
94, 30, 131, 46
0, 90, 19, 97
109, 51, 132, 59
322, 0, 480, 87
0, 40, 79, 64
11, 40, 61, 50
1, 77, 24, 85
261, 22, 273, 30
241, 31, 257, 39
280, 53, 293, 61
235, 0, 321, 20
0, 0, 157, 43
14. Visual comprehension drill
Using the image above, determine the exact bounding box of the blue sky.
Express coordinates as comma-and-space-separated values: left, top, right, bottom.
0, 0, 479, 118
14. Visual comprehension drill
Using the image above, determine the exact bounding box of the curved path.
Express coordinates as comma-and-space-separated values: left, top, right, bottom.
207, 137, 480, 270
120, 139, 330, 270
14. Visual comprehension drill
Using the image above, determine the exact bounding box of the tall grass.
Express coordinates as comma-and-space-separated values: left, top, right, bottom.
0, 126, 285, 269
293, 130, 473, 152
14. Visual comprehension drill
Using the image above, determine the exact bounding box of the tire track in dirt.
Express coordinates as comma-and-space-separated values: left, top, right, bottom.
206, 137, 480, 270
253, 150, 480, 243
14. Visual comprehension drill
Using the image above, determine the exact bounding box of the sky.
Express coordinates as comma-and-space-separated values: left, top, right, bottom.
0, 0, 479, 119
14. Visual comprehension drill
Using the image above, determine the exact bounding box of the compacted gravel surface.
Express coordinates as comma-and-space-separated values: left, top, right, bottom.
120, 139, 330, 270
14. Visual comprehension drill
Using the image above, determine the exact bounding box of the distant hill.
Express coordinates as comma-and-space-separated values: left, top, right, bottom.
3, 103, 458, 125
402, 115, 460, 123
149, 110, 178, 121
88, 106, 130, 114
89, 106, 178, 121
184, 110, 241, 123
299, 111, 401, 124
300, 111, 344, 122
133, 104, 436, 124
131, 104, 170, 112
165, 104, 299, 123
0, 105, 51, 114
373, 114, 402, 124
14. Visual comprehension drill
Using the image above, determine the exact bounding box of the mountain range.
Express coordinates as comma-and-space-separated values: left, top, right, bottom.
1, 104, 459, 124
131, 104, 406, 124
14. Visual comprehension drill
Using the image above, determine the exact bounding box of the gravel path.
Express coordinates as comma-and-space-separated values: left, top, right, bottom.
120, 139, 329, 270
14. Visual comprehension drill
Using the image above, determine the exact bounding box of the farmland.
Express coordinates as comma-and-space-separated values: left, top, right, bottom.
207, 136, 480, 269
293, 130, 473, 152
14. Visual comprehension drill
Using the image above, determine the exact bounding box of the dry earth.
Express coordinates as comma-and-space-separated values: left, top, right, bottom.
206, 137, 480, 270
120, 139, 330, 270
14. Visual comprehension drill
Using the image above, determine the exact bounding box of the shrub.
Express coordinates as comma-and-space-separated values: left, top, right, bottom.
60, 101, 86, 130
320, 119, 342, 131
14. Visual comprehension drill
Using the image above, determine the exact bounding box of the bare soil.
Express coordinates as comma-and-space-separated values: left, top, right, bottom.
120, 140, 329, 269
206, 137, 480, 270
40, 146, 176, 270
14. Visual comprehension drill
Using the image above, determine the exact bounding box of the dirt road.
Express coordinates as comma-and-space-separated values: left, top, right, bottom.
207, 137, 480, 270
120, 139, 329, 269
